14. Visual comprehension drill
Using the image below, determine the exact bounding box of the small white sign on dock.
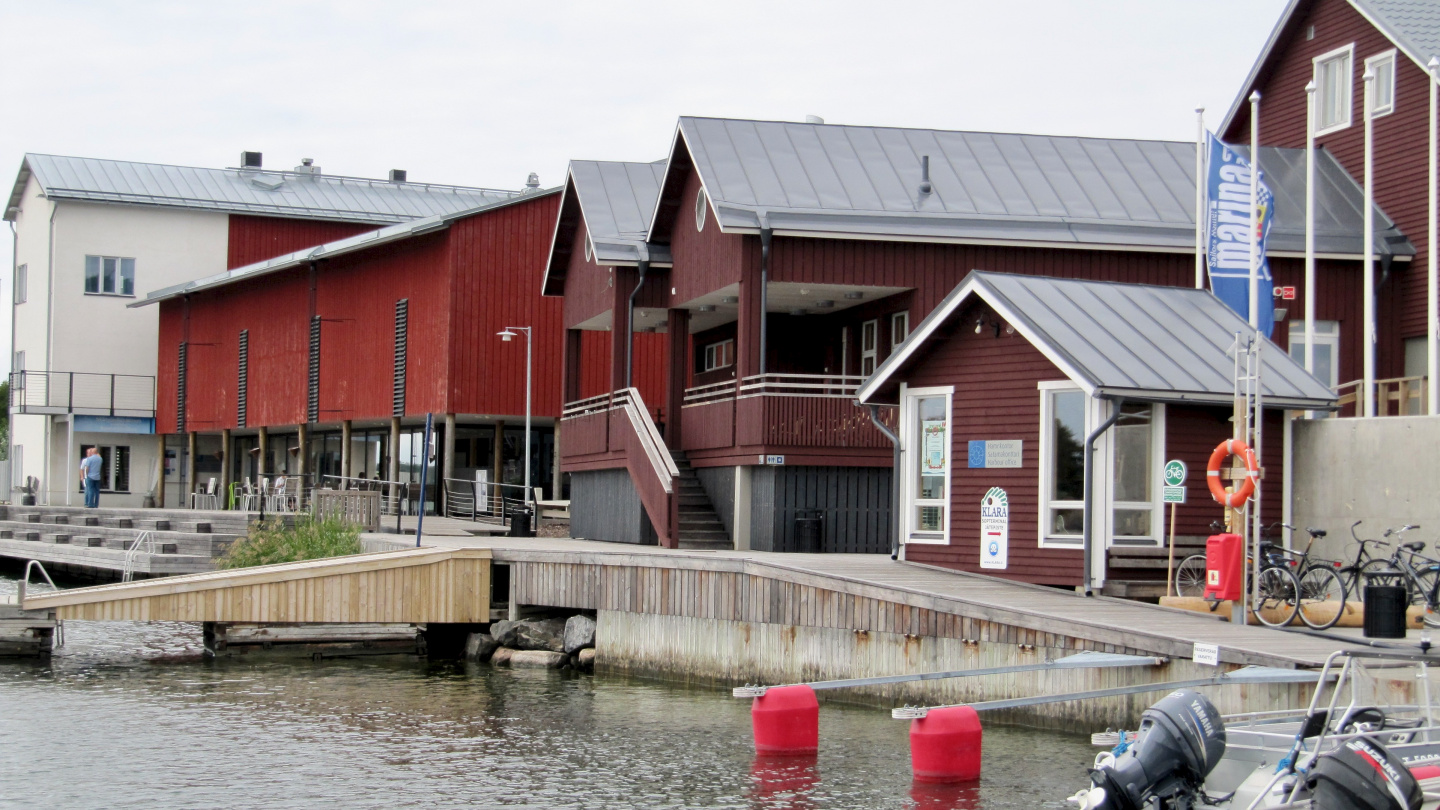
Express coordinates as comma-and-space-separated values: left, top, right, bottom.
1193, 642, 1220, 667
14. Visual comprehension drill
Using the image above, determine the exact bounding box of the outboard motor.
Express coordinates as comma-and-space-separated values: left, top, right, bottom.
1308, 737, 1422, 810
1072, 690, 1226, 810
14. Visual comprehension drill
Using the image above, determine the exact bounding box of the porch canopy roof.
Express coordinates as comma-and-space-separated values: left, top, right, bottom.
857, 271, 1338, 411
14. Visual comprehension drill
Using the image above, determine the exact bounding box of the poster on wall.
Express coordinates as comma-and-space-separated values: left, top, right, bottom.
980, 487, 1009, 569
922, 420, 948, 474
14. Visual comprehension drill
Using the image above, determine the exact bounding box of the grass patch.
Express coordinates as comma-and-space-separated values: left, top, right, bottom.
219, 515, 363, 569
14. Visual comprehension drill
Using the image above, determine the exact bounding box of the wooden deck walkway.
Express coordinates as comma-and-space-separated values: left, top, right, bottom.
418, 536, 1373, 669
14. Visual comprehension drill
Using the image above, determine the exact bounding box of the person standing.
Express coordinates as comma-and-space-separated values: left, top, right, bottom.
80, 447, 103, 508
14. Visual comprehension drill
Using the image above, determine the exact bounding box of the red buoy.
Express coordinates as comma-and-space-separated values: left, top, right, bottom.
751, 685, 819, 754
910, 706, 982, 783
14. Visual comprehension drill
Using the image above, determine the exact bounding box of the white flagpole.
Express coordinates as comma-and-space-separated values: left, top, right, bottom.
1196, 107, 1206, 290
1305, 81, 1317, 377
1249, 91, 1261, 329
1363, 68, 1377, 418
1429, 57, 1439, 416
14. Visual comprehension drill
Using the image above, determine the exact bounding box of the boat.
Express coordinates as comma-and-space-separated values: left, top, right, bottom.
1067, 650, 1440, 809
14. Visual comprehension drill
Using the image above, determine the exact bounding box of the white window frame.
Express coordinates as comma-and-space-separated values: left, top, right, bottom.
703, 338, 734, 372
84, 255, 137, 297
840, 326, 850, 375
13, 263, 25, 305
1036, 382, 1166, 550
1365, 49, 1397, 118
12, 350, 23, 373
1288, 320, 1340, 388
860, 319, 878, 376
79, 444, 132, 493
891, 311, 909, 352
1314, 43, 1355, 136
899, 383, 954, 545
695, 187, 708, 232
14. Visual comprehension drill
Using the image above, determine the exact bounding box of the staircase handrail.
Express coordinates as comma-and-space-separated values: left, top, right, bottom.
614, 388, 679, 489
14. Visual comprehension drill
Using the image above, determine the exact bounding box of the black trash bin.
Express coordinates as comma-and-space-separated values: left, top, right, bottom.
793, 510, 823, 554
508, 504, 534, 538
1363, 571, 1409, 639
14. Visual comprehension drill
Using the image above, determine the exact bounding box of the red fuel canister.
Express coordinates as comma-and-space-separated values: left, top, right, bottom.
910, 705, 982, 783
1203, 533, 1244, 602
751, 684, 819, 754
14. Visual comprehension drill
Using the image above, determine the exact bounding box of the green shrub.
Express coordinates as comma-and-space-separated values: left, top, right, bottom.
219, 515, 363, 569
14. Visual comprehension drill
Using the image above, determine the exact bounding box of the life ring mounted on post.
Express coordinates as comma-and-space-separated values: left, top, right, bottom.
1207, 439, 1258, 508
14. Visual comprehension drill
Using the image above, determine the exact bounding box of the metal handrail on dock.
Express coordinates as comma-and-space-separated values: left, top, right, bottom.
17, 560, 63, 647
121, 532, 155, 583
440, 478, 531, 523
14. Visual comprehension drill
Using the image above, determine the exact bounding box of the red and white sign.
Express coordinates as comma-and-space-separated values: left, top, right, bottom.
1272, 286, 1296, 300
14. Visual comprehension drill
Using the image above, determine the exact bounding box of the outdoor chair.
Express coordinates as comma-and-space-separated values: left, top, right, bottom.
190, 478, 218, 510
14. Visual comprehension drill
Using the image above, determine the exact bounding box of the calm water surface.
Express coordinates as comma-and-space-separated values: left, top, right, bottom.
0, 572, 1094, 809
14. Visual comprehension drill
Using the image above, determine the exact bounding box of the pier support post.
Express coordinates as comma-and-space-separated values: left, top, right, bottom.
492, 421, 504, 489
551, 420, 562, 498
220, 428, 231, 509
442, 414, 455, 513
340, 420, 352, 485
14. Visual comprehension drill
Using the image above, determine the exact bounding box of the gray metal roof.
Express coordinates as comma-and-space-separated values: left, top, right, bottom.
542, 159, 671, 296
657, 116, 1410, 258
6, 153, 519, 224
134, 189, 560, 307
859, 271, 1338, 410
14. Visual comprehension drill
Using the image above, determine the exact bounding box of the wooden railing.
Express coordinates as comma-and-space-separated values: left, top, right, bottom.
681, 374, 893, 451
313, 489, 382, 532
1335, 376, 1428, 417
561, 388, 680, 547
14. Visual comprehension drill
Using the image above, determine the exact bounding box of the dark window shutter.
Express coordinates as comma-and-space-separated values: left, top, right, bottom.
307, 316, 321, 423
176, 342, 188, 433
392, 299, 408, 417
237, 330, 249, 428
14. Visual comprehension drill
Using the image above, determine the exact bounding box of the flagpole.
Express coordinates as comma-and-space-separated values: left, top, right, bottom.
1429, 57, 1439, 416
1305, 80, 1317, 377
1363, 68, 1377, 418
1249, 91, 1261, 329
1196, 107, 1206, 290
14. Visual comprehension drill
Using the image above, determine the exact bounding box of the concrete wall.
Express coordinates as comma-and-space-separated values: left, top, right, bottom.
695, 466, 735, 537
1292, 416, 1440, 560
569, 469, 657, 545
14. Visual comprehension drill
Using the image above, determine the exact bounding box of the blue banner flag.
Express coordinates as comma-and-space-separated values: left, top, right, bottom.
1205, 132, 1274, 338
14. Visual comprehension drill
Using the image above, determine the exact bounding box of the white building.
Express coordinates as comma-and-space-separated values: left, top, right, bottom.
4, 152, 518, 506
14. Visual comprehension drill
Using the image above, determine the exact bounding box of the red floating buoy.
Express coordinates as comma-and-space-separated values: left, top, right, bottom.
910, 705, 982, 783
751, 684, 819, 755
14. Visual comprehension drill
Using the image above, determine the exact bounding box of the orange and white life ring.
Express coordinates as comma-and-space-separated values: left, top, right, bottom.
1207, 439, 1258, 508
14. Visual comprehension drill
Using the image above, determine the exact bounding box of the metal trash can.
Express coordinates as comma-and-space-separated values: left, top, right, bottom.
1363, 571, 1409, 639
508, 504, 534, 538
793, 510, 823, 554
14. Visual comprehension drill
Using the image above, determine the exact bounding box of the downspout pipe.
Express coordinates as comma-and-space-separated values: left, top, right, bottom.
1081, 396, 1125, 597
759, 220, 772, 376
625, 243, 651, 389
866, 403, 901, 560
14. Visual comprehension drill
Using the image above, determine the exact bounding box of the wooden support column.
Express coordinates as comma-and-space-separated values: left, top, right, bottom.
736, 243, 763, 380
665, 308, 690, 450
340, 420, 352, 484
563, 328, 583, 405
388, 417, 401, 504
220, 429, 232, 509
257, 427, 269, 477
155, 434, 166, 508
492, 421, 505, 487
186, 431, 197, 507
611, 269, 634, 392
551, 420, 562, 497
442, 413, 456, 514
296, 423, 308, 503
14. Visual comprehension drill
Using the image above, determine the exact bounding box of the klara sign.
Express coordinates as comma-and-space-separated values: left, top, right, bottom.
980, 487, 1009, 570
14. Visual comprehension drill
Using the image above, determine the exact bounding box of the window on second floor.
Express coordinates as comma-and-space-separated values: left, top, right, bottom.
1366, 50, 1397, 118
84, 255, 136, 296
1315, 44, 1354, 134
891, 311, 910, 351
13, 264, 26, 304
703, 339, 734, 372
861, 319, 879, 376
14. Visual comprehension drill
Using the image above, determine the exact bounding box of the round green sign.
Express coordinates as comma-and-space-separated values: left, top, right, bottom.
1164, 459, 1187, 487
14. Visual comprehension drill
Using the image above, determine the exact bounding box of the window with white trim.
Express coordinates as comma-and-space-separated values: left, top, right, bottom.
1287, 320, 1339, 388
1110, 403, 1163, 543
13, 351, 23, 372
1366, 50, 1397, 117
703, 339, 734, 371
861, 319, 878, 375
1039, 385, 1087, 545
1315, 44, 1354, 134
695, 188, 708, 232
13, 264, 25, 304
79, 444, 131, 493
84, 255, 136, 296
904, 386, 952, 544
840, 326, 850, 375
891, 311, 909, 352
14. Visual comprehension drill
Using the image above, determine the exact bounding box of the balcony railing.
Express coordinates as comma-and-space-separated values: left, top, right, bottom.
1335, 376, 1428, 417
9, 371, 156, 418
681, 373, 893, 451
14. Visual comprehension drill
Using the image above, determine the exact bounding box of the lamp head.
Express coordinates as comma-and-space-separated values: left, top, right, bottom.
498, 330, 515, 342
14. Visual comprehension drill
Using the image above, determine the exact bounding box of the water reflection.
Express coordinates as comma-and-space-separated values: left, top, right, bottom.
0, 572, 1093, 808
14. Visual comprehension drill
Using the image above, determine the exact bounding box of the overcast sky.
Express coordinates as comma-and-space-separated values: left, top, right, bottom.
0, 0, 1289, 357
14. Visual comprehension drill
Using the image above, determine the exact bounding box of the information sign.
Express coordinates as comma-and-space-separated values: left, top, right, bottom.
980, 487, 1009, 570
967, 440, 1023, 469
1193, 642, 1220, 667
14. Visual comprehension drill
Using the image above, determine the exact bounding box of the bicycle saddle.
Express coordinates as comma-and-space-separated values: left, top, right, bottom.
1403, 541, 1426, 552
1307, 527, 1327, 538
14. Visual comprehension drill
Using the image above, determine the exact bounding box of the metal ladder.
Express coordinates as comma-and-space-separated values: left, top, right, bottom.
17, 559, 64, 647
121, 531, 155, 583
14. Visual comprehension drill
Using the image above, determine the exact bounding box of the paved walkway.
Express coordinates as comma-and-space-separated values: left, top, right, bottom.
383, 535, 1380, 669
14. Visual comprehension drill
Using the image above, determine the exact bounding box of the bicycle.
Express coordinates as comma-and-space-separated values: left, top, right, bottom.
1360, 526, 1440, 628
1170, 522, 1302, 627
1336, 520, 1394, 599
1265, 523, 1346, 630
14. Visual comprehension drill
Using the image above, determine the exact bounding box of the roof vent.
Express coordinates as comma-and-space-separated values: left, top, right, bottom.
240, 151, 263, 170
919, 155, 932, 195
250, 174, 284, 191
523, 172, 541, 193
389, 169, 407, 183
294, 158, 320, 176
805, 115, 825, 124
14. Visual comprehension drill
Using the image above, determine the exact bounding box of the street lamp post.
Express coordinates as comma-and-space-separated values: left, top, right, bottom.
497, 326, 533, 511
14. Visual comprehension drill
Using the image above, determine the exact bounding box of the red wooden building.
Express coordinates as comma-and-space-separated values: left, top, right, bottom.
144, 190, 566, 512
1222, 0, 1440, 402
546, 116, 1400, 577
857, 272, 1334, 591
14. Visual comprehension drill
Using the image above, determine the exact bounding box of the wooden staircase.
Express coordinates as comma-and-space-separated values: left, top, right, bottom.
671, 452, 731, 550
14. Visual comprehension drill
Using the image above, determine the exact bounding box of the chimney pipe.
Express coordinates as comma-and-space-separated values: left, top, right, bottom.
919, 155, 932, 194
294, 158, 320, 176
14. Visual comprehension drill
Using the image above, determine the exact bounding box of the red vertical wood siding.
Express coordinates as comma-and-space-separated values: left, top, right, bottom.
156, 304, 183, 435
227, 215, 378, 269
1225, 0, 1425, 360
1167, 407, 1288, 538
666, 168, 750, 305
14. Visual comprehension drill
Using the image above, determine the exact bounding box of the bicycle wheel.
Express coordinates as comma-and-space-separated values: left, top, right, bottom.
1297, 565, 1346, 630
1253, 566, 1301, 627
1174, 554, 1208, 597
